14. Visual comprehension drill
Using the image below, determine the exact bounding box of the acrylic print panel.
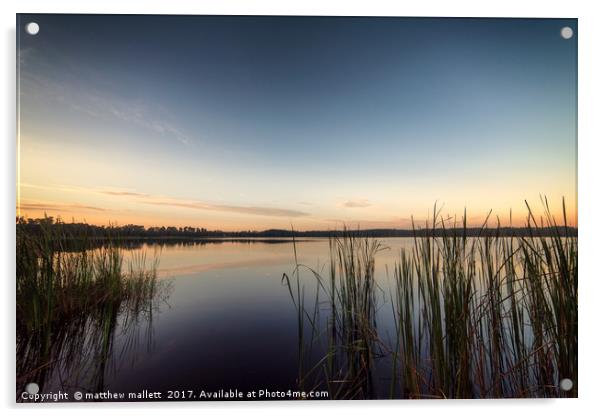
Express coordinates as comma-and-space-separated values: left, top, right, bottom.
16, 14, 577, 402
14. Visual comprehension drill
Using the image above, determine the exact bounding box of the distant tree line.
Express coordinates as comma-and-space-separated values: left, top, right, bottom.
16, 216, 577, 239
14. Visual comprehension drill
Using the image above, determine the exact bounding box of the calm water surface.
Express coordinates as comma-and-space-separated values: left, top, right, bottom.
44, 238, 415, 398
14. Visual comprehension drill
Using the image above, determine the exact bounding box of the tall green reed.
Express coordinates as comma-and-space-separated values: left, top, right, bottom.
285, 199, 577, 399
284, 230, 387, 399
16, 218, 166, 396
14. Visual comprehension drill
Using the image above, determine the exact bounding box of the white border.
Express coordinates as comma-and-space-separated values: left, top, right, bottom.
2, 1, 601, 417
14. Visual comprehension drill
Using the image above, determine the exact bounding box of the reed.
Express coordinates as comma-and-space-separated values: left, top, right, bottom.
16, 217, 165, 394
285, 199, 577, 399
283, 229, 390, 399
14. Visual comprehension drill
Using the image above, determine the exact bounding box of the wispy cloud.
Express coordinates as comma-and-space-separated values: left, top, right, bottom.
341, 199, 372, 208
19, 183, 311, 218
87, 94, 191, 145
325, 217, 414, 229
101, 190, 150, 197
101, 188, 310, 218
17, 201, 107, 213
145, 200, 309, 217
20, 55, 192, 146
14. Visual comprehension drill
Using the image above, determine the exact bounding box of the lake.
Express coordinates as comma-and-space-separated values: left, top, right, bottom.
17, 234, 576, 400
20, 238, 415, 399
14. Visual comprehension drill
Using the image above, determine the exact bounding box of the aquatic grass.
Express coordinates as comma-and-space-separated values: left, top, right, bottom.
392, 199, 577, 398
16, 217, 166, 395
16, 218, 161, 331
284, 229, 388, 399
324, 232, 386, 398
285, 199, 577, 399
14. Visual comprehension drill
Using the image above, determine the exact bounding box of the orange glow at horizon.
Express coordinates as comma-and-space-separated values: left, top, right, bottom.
16, 193, 578, 231
16, 128, 577, 232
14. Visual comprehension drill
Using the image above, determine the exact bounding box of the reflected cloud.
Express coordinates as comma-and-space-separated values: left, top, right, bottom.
157, 255, 292, 278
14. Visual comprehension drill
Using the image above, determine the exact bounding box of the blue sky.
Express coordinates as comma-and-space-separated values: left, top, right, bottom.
17, 15, 577, 229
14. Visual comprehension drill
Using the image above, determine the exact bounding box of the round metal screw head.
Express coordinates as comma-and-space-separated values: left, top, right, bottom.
560, 378, 573, 391
25, 382, 39, 395
25, 22, 40, 35
560, 26, 574, 40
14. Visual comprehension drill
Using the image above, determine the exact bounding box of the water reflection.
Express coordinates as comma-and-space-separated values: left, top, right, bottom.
16, 282, 171, 400
16, 236, 576, 400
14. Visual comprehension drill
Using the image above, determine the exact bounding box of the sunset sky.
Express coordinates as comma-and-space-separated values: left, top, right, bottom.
17, 15, 577, 230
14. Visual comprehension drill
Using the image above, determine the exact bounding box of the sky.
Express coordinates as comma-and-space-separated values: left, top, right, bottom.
17, 15, 577, 230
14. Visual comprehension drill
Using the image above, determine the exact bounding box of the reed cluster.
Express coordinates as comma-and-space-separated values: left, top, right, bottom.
16, 218, 164, 394
284, 199, 577, 399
